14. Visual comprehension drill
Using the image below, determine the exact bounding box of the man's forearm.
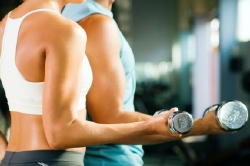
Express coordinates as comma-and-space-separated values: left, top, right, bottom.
112, 120, 203, 145
102, 110, 152, 124
123, 111, 152, 122
113, 112, 225, 145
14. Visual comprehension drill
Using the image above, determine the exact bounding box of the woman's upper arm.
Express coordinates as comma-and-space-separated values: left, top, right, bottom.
42, 20, 87, 135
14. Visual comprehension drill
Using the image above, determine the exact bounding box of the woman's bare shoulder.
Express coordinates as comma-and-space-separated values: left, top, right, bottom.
32, 11, 86, 39
21, 11, 87, 50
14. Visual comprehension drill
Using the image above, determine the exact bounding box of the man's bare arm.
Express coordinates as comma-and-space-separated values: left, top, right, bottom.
79, 14, 151, 124
78, 15, 225, 145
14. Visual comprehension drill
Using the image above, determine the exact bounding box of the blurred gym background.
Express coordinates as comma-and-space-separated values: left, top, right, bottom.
1, 0, 250, 165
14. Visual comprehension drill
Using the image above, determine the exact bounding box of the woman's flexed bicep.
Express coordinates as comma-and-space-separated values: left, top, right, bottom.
42, 18, 87, 149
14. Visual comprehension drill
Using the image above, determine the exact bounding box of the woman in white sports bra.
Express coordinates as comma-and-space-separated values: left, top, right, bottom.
0, 0, 181, 165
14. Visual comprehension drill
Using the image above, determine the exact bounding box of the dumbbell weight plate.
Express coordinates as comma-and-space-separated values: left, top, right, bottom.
216, 100, 248, 131
169, 111, 194, 134
154, 110, 194, 134
203, 100, 248, 131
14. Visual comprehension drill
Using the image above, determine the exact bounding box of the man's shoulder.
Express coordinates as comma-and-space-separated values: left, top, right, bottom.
79, 14, 117, 32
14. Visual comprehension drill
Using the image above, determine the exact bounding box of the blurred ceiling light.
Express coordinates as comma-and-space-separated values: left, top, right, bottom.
210, 18, 220, 48
210, 18, 219, 31
172, 43, 182, 70
237, 0, 250, 42
159, 61, 173, 75
144, 62, 159, 80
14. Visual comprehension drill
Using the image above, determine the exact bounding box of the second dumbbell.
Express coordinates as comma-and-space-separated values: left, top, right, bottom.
203, 100, 248, 132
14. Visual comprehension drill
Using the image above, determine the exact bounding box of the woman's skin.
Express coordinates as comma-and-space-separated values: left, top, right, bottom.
0, 0, 181, 155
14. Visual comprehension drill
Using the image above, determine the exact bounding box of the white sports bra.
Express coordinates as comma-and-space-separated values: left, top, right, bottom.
0, 9, 92, 115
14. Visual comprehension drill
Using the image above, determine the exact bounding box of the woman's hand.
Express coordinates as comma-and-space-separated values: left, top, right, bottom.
146, 107, 182, 138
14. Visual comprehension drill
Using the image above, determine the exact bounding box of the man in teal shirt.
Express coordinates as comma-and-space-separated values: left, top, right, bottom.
62, 0, 225, 165
63, 1, 145, 165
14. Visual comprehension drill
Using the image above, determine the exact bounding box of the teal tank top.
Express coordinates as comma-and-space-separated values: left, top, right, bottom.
62, 1, 144, 165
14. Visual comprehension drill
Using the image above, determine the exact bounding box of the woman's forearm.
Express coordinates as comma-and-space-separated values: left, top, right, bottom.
44, 108, 180, 150
46, 119, 148, 149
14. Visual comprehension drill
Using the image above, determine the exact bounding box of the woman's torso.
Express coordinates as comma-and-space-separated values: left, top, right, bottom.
0, 7, 91, 153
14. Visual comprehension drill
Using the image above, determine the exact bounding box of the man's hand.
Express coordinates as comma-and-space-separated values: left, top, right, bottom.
201, 108, 226, 135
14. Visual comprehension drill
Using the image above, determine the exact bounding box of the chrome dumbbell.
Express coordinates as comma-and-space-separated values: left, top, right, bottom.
154, 109, 194, 134
203, 100, 248, 131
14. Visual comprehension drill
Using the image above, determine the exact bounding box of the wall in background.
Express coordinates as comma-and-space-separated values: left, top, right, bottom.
131, 0, 178, 63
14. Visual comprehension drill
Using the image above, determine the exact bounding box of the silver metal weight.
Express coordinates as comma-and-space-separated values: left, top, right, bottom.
154, 109, 194, 134
203, 100, 248, 131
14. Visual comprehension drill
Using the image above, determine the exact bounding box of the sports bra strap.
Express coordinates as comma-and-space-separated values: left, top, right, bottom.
8, 8, 60, 20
